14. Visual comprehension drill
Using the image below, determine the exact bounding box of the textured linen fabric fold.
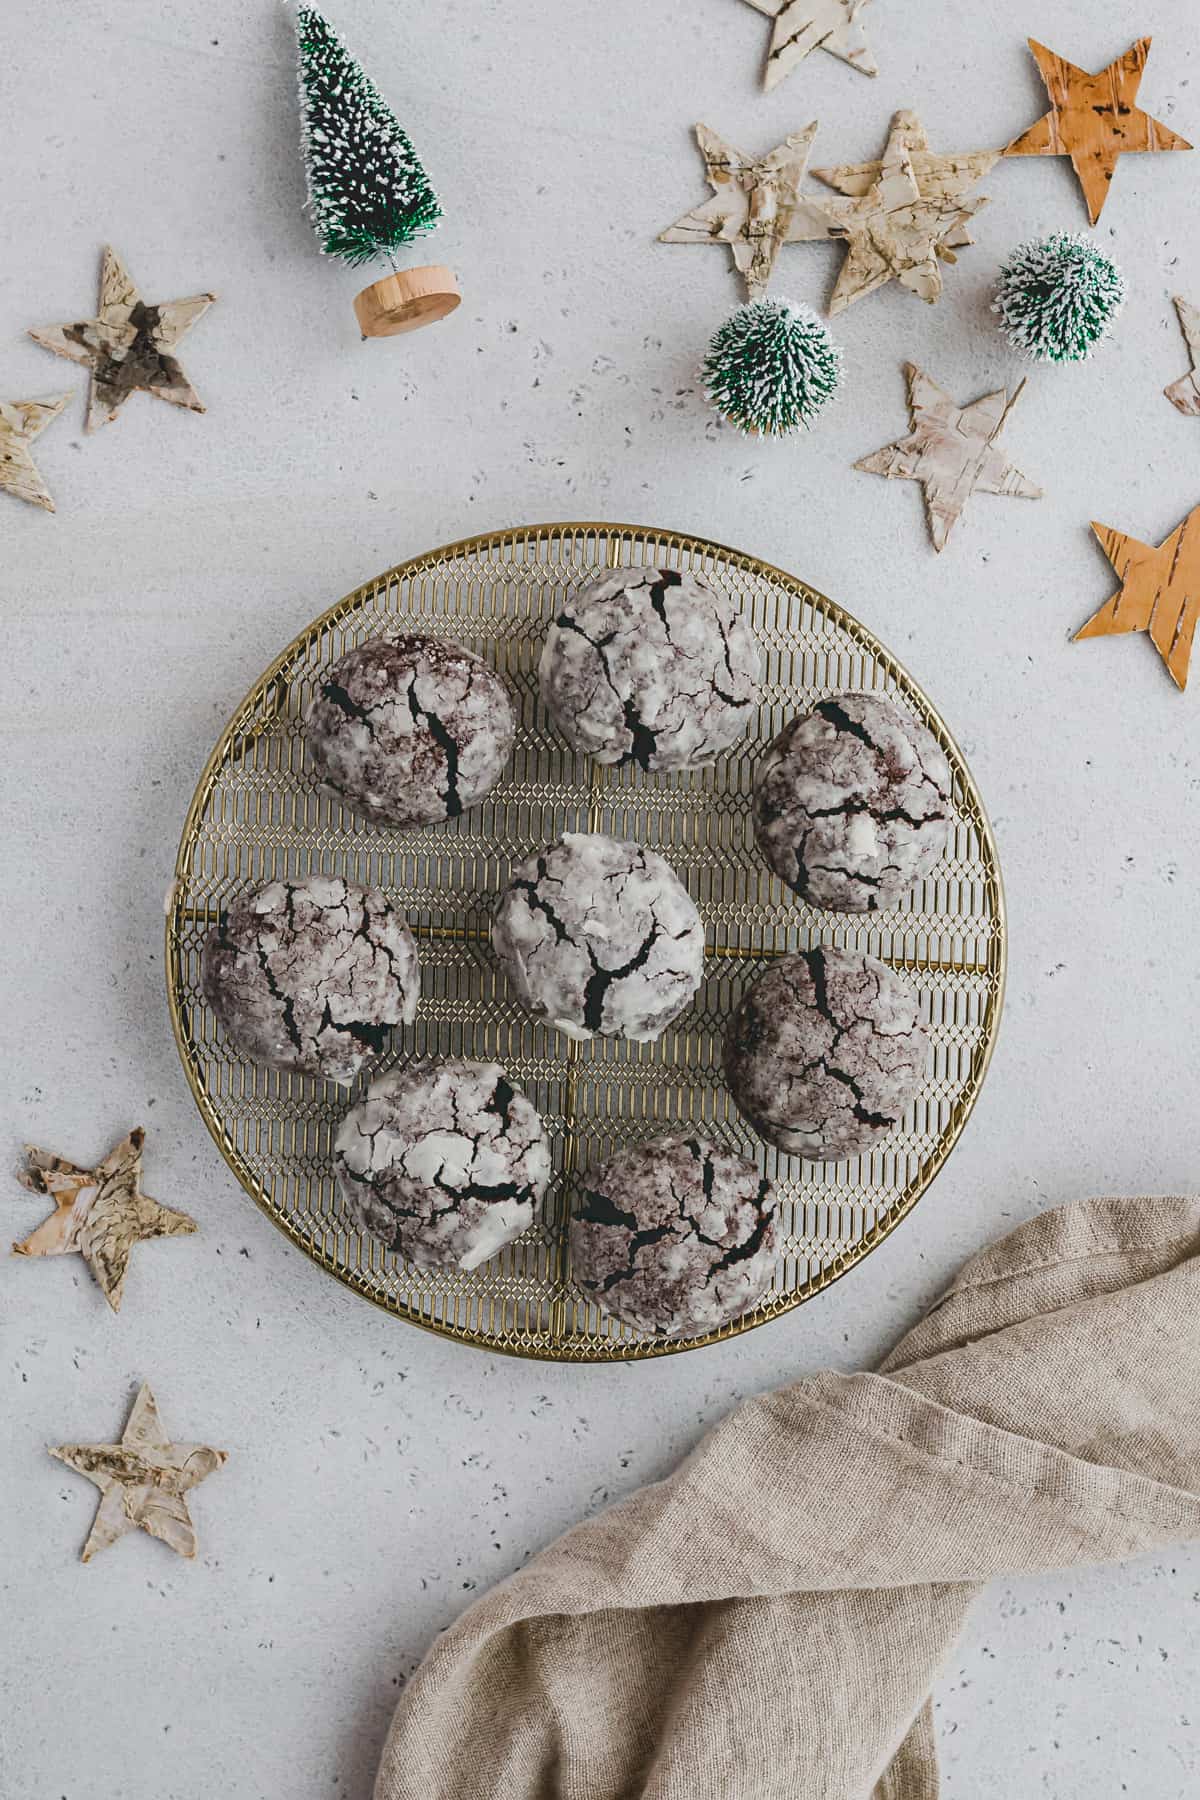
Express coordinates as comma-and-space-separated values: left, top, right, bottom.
374, 1197, 1200, 1800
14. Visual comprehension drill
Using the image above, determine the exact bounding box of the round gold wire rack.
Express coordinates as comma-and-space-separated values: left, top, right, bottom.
166, 522, 1005, 1361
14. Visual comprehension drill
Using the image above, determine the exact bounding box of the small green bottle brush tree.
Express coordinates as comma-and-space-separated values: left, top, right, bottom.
993, 233, 1125, 364
294, 5, 460, 338
703, 299, 843, 436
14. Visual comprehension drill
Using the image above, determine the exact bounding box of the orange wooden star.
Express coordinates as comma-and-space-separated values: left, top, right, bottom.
1005, 37, 1191, 224
1075, 504, 1200, 691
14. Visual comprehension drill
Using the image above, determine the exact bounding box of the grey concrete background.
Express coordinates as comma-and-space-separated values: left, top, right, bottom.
2, 2, 1198, 1795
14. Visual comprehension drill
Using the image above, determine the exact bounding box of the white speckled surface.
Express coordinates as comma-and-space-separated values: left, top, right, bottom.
2, 3, 1198, 1795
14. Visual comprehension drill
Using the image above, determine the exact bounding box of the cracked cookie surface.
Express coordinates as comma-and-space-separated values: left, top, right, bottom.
304, 632, 516, 828
753, 693, 952, 912
201, 875, 420, 1084
724, 946, 927, 1160
538, 566, 760, 771
570, 1134, 780, 1337
491, 832, 705, 1041
334, 1060, 552, 1271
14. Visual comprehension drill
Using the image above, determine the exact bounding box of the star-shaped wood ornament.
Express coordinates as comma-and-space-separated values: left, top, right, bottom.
740, 0, 877, 91
658, 122, 831, 300
29, 246, 216, 432
1005, 37, 1191, 225
812, 111, 1000, 260
1075, 505, 1200, 690
13, 1128, 197, 1312
1165, 296, 1200, 416
809, 111, 995, 315
51, 1383, 227, 1563
855, 364, 1042, 552
0, 393, 73, 512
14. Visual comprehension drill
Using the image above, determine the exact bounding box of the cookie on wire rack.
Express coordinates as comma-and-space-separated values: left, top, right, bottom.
334, 1061, 552, 1270
492, 833, 705, 1043
570, 1134, 780, 1337
304, 632, 515, 828
201, 875, 419, 1084
753, 692, 952, 912
538, 566, 761, 769
725, 946, 927, 1160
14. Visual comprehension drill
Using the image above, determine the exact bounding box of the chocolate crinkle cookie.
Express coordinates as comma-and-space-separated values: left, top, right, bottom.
570, 1134, 780, 1337
491, 833, 705, 1041
538, 566, 761, 771
334, 1060, 552, 1271
201, 876, 420, 1084
304, 632, 516, 828
753, 693, 952, 912
724, 946, 927, 1161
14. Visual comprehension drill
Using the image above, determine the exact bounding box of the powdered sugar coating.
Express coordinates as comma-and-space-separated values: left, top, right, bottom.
570, 1134, 780, 1337
724, 946, 927, 1160
304, 633, 516, 828
538, 567, 761, 771
753, 693, 952, 912
201, 875, 420, 1084
491, 833, 705, 1042
334, 1060, 552, 1271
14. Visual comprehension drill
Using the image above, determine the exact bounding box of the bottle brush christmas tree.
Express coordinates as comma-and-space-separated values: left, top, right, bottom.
293, 5, 460, 338
992, 233, 1125, 365
703, 299, 843, 436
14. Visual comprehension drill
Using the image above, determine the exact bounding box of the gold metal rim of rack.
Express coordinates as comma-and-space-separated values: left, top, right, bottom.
166, 521, 1007, 1362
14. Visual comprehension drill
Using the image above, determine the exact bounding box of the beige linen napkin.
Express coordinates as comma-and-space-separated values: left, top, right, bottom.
375, 1196, 1200, 1800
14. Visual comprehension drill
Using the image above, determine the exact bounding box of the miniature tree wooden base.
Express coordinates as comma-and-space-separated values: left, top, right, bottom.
353, 264, 461, 338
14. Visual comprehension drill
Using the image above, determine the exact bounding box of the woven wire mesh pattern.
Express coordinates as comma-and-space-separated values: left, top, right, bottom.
166, 523, 1005, 1361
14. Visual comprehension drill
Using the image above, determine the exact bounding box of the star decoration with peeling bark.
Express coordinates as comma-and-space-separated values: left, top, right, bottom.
29, 246, 216, 432
0, 393, 72, 512
1075, 504, 1200, 691
855, 364, 1042, 552
1005, 37, 1191, 225
741, 0, 877, 91
1165, 296, 1200, 416
13, 1128, 197, 1312
51, 1383, 227, 1563
659, 122, 831, 300
809, 110, 996, 314
812, 111, 1000, 260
